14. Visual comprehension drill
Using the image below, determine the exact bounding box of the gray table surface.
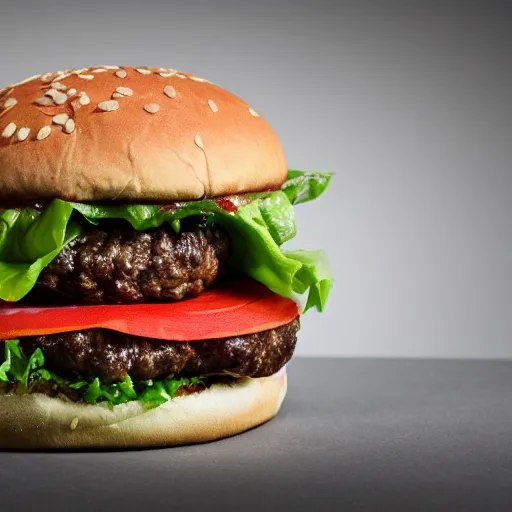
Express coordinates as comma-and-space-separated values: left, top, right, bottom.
1, 357, 511, 511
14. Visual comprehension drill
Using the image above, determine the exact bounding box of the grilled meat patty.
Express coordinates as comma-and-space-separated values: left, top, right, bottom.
36, 221, 230, 304
21, 319, 299, 382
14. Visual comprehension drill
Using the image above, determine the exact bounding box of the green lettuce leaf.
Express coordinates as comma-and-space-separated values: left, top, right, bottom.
282, 170, 334, 205
0, 171, 333, 312
0, 339, 204, 409
0, 201, 80, 302
22, 348, 45, 387
0, 339, 30, 386
285, 250, 333, 313
0, 340, 17, 381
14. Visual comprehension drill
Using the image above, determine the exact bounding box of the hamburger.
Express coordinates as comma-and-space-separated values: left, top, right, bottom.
0, 66, 332, 449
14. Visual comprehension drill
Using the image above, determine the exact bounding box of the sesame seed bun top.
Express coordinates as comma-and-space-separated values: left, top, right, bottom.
0, 66, 287, 202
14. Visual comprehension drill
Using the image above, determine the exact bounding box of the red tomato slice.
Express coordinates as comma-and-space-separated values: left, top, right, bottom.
0, 278, 299, 341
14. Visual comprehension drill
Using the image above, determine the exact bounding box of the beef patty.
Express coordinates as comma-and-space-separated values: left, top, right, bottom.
21, 319, 299, 383
36, 221, 229, 304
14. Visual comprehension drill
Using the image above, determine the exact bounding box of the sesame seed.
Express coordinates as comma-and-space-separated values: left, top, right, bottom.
53, 92, 68, 105
190, 76, 207, 82
136, 68, 152, 75
45, 89, 68, 105
67, 88, 77, 97
73, 68, 89, 75
53, 72, 73, 82
111, 93, 124, 99
98, 100, 120, 112
195, 134, 204, 149
52, 113, 69, 126
64, 118, 75, 134
78, 74, 94, 80
208, 99, 218, 113
41, 72, 54, 82
103, 65, 120, 70
176, 73, 187, 79
143, 103, 160, 114
70, 417, 79, 431
163, 85, 177, 99
3, 98, 18, 108
115, 86, 133, 97
249, 107, 260, 117
51, 82, 67, 91
36, 126, 52, 140
93, 68, 108, 73
159, 72, 176, 78
71, 100, 81, 112
17, 127, 30, 141
35, 97, 54, 106
115, 70, 127, 79
1, 122, 16, 138
78, 94, 91, 106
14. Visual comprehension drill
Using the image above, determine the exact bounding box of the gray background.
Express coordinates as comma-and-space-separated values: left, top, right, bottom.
1, 0, 511, 359
2, 359, 512, 511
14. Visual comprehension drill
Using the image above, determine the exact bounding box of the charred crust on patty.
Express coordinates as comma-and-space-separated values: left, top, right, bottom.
21, 318, 299, 383
35, 221, 229, 304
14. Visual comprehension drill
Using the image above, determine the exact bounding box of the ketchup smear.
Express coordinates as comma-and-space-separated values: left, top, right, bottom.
215, 199, 238, 213
159, 198, 238, 213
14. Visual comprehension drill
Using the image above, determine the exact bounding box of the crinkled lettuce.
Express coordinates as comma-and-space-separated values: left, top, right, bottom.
0, 339, 203, 409
0, 170, 333, 312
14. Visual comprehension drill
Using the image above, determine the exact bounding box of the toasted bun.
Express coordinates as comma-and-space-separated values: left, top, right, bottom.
0, 368, 287, 450
0, 66, 287, 202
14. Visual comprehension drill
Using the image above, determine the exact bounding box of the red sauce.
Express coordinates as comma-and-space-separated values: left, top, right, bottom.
215, 199, 238, 213
159, 203, 178, 211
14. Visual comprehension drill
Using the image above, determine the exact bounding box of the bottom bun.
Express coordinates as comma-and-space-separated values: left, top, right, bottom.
0, 368, 287, 450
